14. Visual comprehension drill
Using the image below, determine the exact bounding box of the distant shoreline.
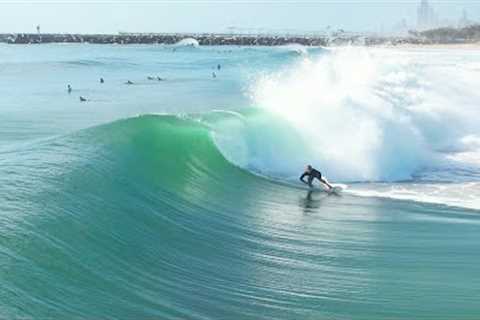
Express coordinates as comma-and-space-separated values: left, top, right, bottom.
1, 32, 479, 47
378, 42, 480, 50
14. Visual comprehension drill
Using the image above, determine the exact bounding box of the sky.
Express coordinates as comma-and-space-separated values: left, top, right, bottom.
0, 1, 479, 34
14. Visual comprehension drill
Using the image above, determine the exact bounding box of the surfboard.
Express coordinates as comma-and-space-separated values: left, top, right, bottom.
297, 185, 343, 195
327, 186, 343, 195
268, 178, 345, 195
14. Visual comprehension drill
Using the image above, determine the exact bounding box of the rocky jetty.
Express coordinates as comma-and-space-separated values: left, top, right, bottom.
1, 29, 477, 46
0, 33, 329, 46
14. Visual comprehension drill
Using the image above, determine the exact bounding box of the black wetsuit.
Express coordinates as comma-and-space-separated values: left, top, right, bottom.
300, 169, 322, 187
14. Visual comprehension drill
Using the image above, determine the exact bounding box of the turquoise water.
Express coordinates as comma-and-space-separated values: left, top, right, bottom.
1, 43, 480, 319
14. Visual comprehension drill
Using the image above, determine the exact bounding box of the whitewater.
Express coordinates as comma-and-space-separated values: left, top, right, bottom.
1, 43, 480, 319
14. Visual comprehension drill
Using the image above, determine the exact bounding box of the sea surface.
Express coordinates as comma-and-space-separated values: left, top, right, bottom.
1, 42, 480, 319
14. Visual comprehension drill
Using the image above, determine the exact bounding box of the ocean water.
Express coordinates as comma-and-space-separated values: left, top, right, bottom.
1, 43, 480, 319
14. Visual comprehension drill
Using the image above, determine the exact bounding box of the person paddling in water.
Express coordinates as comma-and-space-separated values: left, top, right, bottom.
300, 165, 333, 190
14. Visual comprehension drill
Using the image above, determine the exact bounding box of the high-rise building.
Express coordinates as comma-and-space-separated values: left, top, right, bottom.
417, 0, 437, 30
458, 9, 472, 28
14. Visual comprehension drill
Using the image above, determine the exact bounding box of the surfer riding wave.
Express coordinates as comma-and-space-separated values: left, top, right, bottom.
300, 165, 333, 189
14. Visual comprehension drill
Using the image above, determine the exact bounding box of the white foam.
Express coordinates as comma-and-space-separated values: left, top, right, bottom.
175, 38, 199, 47
248, 46, 480, 183
348, 182, 480, 211
207, 47, 480, 209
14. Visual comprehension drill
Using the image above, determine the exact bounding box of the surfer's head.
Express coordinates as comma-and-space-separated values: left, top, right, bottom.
306, 165, 312, 172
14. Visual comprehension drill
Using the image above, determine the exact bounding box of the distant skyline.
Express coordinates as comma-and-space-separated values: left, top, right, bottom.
0, 1, 479, 34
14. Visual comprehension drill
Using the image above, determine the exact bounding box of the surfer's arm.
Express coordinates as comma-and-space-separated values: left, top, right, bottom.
319, 177, 333, 189
299, 172, 309, 184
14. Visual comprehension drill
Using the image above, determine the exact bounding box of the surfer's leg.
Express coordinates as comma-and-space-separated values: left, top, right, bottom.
307, 176, 314, 188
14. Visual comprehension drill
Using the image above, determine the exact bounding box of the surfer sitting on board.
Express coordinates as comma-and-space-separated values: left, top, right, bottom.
300, 165, 333, 190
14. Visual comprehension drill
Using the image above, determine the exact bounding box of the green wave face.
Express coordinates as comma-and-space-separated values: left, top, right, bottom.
2, 113, 480, 320
82, 113, 282, 203
1, 113, 299, 319
94, 114, 239, 193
